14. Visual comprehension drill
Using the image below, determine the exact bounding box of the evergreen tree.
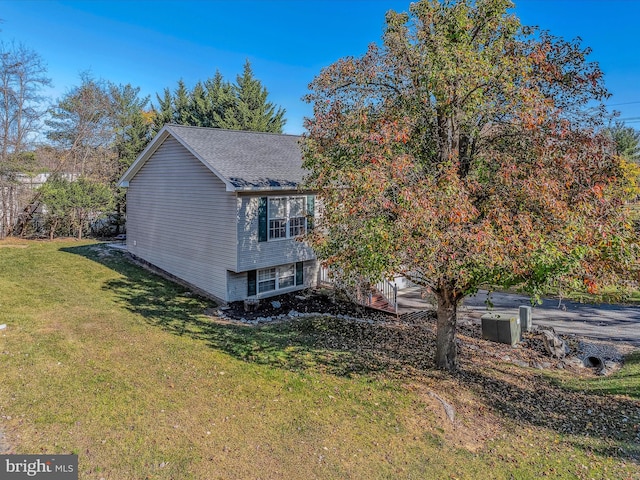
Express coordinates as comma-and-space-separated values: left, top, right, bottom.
188, 81, 209, 126
109, 83, 151, 234
230, 60, 286, 133
109, 83, 150, 172
204, 71, 236, 128
152, 88, 174, 133
173, 80, 191, 125
608, 121, 640, 163
151, 62, 286, 133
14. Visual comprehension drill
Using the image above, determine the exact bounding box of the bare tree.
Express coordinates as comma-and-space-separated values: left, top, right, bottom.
45, 72, 116, 181
0, 41, 51, 238
28, 74, 151, 238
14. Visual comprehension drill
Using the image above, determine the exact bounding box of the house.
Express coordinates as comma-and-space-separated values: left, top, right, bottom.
1, 172, 77, 238
1, 173, 50, 237
118, 124, 318, 304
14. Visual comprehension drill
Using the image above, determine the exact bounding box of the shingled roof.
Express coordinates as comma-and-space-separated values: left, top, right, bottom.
119, 124, 306, 192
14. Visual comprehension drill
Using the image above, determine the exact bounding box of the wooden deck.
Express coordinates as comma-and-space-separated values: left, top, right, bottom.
364, 285, 435, 317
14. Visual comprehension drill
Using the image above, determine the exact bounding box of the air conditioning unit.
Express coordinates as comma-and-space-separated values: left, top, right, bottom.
481, 313, 521, 346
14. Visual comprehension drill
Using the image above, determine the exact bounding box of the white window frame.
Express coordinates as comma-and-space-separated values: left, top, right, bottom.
257, 268, 276, 293
267, 196, 307, 241
257, 264, 296, 294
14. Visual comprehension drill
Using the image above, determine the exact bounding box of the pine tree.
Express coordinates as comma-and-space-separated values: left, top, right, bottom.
205, 71, 236, 128
173, 80, 191, 125
231, 60, 286, 133
188, 81, 209, 127
110, 83, 150, 172
151, 62, 286, 133
152, 88, 174, 133
609, 121, 640, 163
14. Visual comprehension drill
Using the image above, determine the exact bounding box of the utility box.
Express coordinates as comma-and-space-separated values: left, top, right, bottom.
481, 313, 521, 346
519, 306, 532, 333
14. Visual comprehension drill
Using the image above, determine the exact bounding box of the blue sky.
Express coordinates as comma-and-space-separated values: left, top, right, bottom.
1, 0, 639, 135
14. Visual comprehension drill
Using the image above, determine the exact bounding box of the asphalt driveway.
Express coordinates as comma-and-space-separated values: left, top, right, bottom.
396, 287, 640, 346
462, 290, 640, 347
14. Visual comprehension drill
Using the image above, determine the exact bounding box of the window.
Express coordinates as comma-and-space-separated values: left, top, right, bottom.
268, 198, 287, 239
267, 196, 306, 240
257, 264, 299, 294
278, 264, 295, 289
288, 197, 306, 237
257, 268, 276, 293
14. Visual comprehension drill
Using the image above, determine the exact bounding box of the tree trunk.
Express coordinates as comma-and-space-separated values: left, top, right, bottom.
0, 183, 7, 240
434, 288, 459, 371
49, 218, 58, 240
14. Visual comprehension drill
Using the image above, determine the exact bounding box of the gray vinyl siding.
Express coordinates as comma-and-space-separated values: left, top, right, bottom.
236, 194, 316, 272
126, 137, 237, 302
226, 270, 249, 302
226, 260, 318, 302
300, 260, 319, 291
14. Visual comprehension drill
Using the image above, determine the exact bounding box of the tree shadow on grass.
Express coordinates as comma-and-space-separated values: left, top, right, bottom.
456, 365, 640, 462
103, 271, 434, 377
63, 244, 640, 463
61, 244, 408, 377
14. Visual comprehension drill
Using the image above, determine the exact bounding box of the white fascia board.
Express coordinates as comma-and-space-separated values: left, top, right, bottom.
230, 185, 304, 192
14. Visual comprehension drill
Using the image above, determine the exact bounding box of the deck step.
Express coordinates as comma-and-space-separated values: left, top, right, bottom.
366, 292, 396, 314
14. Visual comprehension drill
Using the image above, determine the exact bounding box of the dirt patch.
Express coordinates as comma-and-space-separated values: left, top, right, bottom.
405, 382, 505, 453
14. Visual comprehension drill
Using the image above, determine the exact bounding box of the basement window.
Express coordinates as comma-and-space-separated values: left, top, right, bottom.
257, 264, 299, 294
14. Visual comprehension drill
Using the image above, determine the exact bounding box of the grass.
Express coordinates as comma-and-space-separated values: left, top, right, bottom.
0, 239, 639, 479
548, 351, 640, 400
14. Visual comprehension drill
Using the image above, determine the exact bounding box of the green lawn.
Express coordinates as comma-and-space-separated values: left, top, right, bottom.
549, 351, 640, 400
0, 239, 638, 479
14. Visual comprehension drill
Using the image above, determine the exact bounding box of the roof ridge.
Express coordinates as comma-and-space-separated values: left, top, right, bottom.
165, 123, 302, 138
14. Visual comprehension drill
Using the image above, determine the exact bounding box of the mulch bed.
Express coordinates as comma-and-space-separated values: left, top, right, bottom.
222, 288, 395, 322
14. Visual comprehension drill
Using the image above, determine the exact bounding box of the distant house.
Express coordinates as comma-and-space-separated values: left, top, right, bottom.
1, 171, 77, 237
118, 124, 317, 304
1, 173, 49, 230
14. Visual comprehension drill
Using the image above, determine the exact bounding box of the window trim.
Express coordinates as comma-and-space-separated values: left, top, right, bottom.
256, 263, 302, 294
266, 196, 307, 241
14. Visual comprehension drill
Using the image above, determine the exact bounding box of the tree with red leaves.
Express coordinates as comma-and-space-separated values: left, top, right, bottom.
302, 0, 639, 371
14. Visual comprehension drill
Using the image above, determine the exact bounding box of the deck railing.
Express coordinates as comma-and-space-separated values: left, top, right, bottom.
374, 278, 399, 315
319, 265, 398, 314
